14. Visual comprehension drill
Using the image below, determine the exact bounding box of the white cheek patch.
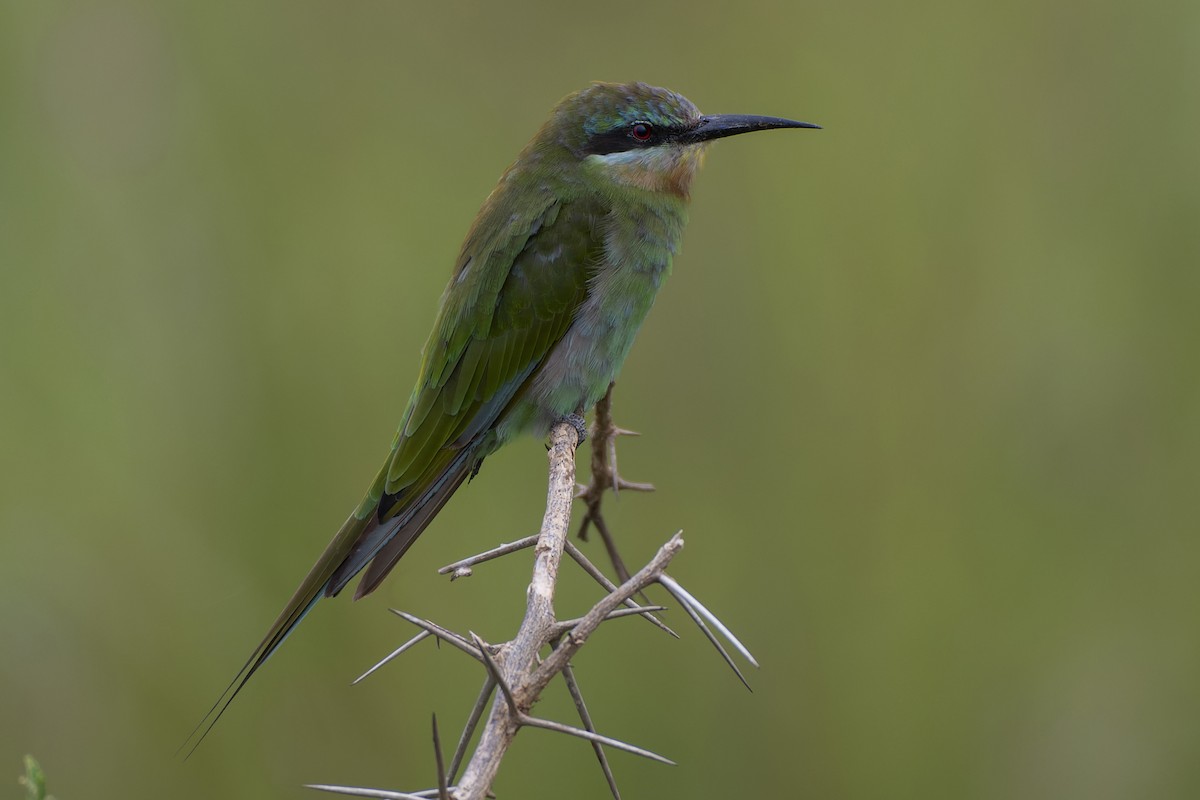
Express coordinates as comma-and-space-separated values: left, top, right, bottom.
586, 147, 682, 188
586, 148, 674, 169
584, 144, 706, 196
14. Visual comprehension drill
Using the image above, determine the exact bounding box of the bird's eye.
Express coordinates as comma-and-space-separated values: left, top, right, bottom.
630, 122, 653, 142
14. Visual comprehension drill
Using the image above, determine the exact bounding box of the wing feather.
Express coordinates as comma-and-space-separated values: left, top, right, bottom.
382, 197, 600, 498
191, 173, 606, 755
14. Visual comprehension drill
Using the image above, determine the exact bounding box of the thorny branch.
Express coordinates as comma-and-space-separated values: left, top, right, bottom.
310, 390, 757, 800
576, 384, 654, 584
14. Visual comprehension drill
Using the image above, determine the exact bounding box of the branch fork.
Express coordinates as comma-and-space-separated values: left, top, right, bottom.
310, 389, 755, 800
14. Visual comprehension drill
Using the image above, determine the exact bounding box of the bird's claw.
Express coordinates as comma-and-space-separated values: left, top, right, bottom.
558, 413, 588, 445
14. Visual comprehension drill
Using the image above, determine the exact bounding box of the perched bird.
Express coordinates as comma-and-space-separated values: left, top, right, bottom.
190, 81, 817, 747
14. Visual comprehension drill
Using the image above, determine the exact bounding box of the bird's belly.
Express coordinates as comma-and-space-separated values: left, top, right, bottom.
496, 201, 682, 441
531, 325, 631, 420
502, 273, 662, 437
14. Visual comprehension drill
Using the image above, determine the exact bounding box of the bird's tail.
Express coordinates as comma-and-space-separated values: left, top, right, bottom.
178, 507, 373, 758
181, 442, 481, 757
327, 442, 481, 600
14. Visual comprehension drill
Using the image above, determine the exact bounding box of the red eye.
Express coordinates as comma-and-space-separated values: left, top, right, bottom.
630, 122, 653, 142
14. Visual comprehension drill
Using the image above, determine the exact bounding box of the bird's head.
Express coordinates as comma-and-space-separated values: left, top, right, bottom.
539, 82, 818, 199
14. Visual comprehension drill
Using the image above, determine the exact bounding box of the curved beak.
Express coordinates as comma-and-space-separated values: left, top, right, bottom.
679, 114, 821, 144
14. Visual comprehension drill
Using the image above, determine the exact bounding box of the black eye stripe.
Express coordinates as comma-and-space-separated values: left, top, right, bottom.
581, 123, 690, 156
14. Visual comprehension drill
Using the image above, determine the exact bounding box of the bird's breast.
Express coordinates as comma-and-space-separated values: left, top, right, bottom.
507, 200, 688, 434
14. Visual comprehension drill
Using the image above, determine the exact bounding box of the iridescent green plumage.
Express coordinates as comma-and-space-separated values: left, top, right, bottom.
187, 82, 817, 750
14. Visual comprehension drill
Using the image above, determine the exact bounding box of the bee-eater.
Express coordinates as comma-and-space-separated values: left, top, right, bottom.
192, 81, 817, 745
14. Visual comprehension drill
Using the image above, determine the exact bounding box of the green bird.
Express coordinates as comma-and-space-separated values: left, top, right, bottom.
191, 81, 817, 747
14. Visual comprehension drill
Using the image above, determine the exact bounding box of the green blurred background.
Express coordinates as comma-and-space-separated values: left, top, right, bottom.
3, 0, 1199, 797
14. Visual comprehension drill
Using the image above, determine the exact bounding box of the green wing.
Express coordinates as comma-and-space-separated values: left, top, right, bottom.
185, 193, 607, 756
327, 192, 606, 596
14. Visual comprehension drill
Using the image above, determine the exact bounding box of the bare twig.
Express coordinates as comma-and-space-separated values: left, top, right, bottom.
451, 421, 581, 798
659, 575, 759, 667
448, 677, 495, 783
470, 632, 518, 716
316, 397, 760, 800
519, 715, 675, 765
451, 426, 688, 798
659, 578, 751, 691
549, 605, 668, 637
557, 643, 621, 800
563, 540, 677, 637
353, 631, 432, 685
576, 384, 654, 584
533, 534, 683, 684
437, 535, 540, 579
307, 785, 443, 800
386, 611, 484, 663
432, 714, 450, 800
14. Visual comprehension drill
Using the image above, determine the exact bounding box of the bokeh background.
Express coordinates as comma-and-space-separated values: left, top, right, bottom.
3, 1, 1199, 798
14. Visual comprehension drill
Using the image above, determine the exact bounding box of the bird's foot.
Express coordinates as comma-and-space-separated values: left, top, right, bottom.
557, 412, 588, 445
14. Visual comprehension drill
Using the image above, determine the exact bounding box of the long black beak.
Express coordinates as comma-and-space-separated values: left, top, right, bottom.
679, 114, 820, 144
